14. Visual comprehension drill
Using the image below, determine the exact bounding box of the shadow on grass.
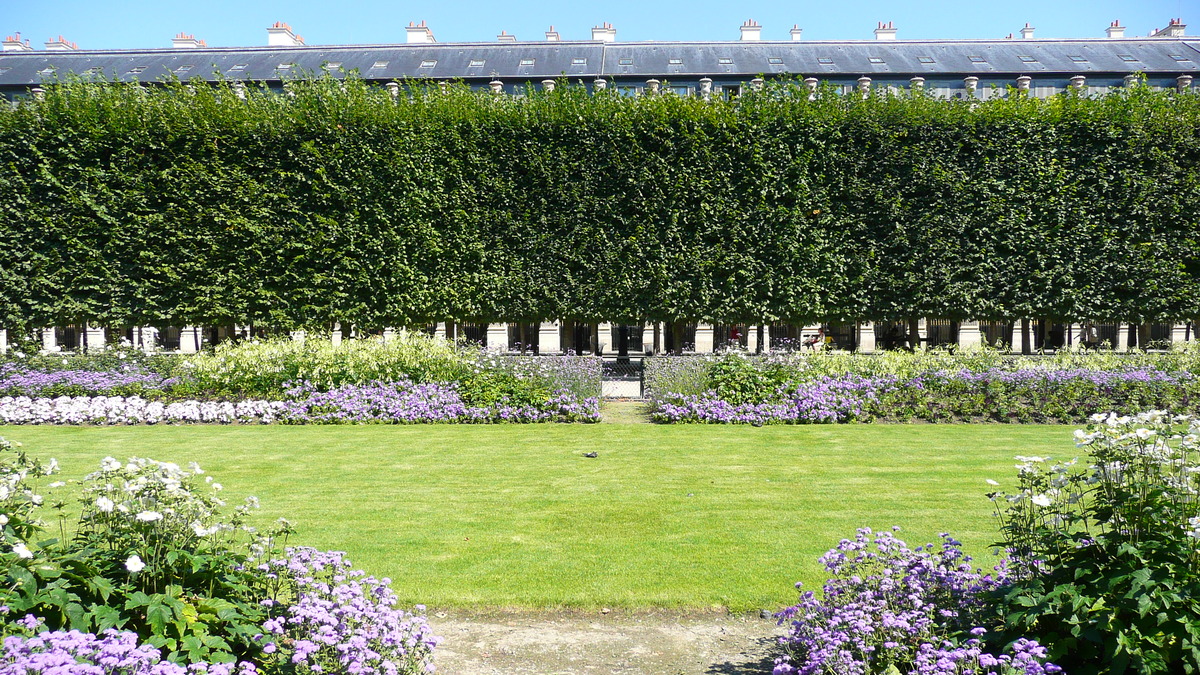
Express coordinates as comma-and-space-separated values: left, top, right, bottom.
705, 636, 779, 674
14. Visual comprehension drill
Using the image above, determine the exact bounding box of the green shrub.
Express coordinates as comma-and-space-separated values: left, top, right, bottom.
988, 412, 1200, 674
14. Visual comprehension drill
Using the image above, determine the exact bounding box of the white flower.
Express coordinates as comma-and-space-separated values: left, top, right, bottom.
0, 514, 8, 526
125, 555, 145, 573
135, 511, 163, 522
11, 543, 32, 559
100, 457, 121, 472
48, 481, 65, 488
95, 496, 115, 512
1031, 494, 1053, 508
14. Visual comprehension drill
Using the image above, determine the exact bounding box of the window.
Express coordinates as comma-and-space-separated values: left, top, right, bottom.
967, 55, 986, 63
1118, 54, 1138, 62
276, 63, 294, 71
668, 85, 690, 96
767, 57, 784, 65
174, 64, 194, 74
324, 62, 342, 71
518, 58, 535, 66
468, 59, 486, 68
370, 60, 389, 69
721, 84, 741, 99
1067, 55, 1087, 63
419, 59, 437, 68
227, 63, 247, 72
668, 58, 683, 65
618, 57, 633, 66
37, 67, 55, 76
128, 65, 148, 74
571, 57, 586, 66
1018, 55, 1037, 63
617, 85, 639, 97
1169, 54, 1192, 62
917, 56, 935, 64
817, 57, 834, 65
0, 67, 10, 75
867, 56, 885, 64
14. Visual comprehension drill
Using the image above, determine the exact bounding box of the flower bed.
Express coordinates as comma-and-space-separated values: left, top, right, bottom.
648, 351, 1200, 424
0, 437, 439, 674
0, 381, 600, 425
0, 335, 602, 425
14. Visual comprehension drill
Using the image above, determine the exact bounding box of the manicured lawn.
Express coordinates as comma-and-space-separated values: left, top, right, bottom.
1, 423, 1072, 611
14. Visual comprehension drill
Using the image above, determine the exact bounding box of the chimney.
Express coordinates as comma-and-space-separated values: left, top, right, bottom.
2, 32, 33, 51
1106, 20, 1125, 38
874, 21, 897, 40
44, 35, 78, 51
740, 19, 762, 41
172, 32, 204, 49
1020, 22, 1035, 39
405, 20, 435, 44
591, 22, 616, 42
267, 22, 304, 46
790, 24, 804, 41
545, 25, 560, 41
1156, 18, 1186, 37
497, 30, 517, 42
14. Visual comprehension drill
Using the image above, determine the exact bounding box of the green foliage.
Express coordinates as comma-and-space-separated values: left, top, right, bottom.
988, 412, 1200, 674
705, 352, 792, 405
0, 77, 1198, 328
0, 440, 285, 664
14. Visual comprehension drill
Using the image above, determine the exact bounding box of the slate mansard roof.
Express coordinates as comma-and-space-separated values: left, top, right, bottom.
1, 38, 1197, 91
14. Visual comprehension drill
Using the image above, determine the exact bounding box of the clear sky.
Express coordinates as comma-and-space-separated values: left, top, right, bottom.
4, 0, 1194, 50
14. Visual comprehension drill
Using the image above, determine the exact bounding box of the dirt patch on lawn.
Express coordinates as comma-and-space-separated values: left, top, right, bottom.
429, 609, 783, 674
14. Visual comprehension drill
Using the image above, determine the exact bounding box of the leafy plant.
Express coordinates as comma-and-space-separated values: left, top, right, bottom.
988, 411, 1200, 674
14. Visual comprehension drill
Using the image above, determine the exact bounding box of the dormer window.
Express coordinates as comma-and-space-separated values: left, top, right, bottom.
519, 58, 535, 66
767, 57, 784, 65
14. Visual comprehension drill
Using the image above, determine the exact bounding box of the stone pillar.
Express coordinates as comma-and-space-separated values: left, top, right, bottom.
958, 321, 983, 350
331, 323, 343, 346
1172, 323, 1191, 344
1114, 323, 1131, 352
290, 330, 306, 343
746, 325, 760, 353
694, 324, 715, 353
538, 322, 561, 354
858, 322, 876, 354
434, 322, 448, 339
179, 327, 202, 353
0, 329, 6, 354
485, 323, 508, 351
42, 328, 57, 353
597, 322, 613, 354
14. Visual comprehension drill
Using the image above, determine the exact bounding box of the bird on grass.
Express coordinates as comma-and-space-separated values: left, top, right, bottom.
582, 451, 598, 458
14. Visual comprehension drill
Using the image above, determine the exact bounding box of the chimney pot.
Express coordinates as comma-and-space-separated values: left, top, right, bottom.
406, 21, 436, 44
740, 19, 762, 41
874, 21, 897, 40
2, 31, 34, 51
1106, 20, 1125, 39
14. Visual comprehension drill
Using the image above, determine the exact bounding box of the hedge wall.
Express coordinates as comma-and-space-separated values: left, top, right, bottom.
0, 77, 1197, 331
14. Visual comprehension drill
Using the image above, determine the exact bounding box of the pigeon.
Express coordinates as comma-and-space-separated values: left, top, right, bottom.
583, 451, 598, 458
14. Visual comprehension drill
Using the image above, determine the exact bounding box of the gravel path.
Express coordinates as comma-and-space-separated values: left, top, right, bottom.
428, 610, 783, 674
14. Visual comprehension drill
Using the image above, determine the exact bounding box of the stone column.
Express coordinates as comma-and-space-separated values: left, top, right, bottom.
331, 323, 343, 346
694, 324, 715, 353
957, 321, 983, 350
1172, 323, 1191, 344
42, 328, 57, 353
746, 325, 760, 353
597, 322, 613, 354
538, 322, 562, 354
179, 327, 203, 353
382, 327, 396, 341
485, 323, 508, 351
434, 322, 448, 340
857, 322, 876, 353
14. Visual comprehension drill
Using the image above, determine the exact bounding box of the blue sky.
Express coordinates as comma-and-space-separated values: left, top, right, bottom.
5, 0, 1193, 50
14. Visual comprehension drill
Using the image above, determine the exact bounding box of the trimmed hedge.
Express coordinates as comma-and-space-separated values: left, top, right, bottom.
1, 77, 1198, 330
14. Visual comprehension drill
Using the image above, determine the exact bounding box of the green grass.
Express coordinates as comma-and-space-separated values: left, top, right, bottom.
0, 424, 1073, 612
